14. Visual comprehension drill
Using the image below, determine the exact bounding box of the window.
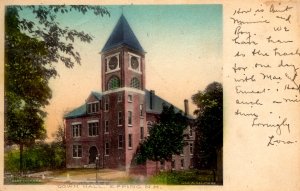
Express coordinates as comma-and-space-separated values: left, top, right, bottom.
140, 127, 144, 140
190, 158, 193, 168
180, 148, 184, 156
128, 94, 133, 102
181, 159, 184, 169
128, 111, 132, 125
118, 135, 123, 148
139, 104, 143, 116
130, 77, 140, 89
105, 120, 109, 133
108, 76, 120, 90
105, 98, 109, 111
190, 143, 193, 154
130, 56, 140, 71
189, 126, 193, 137
118, 94, 122, 102
73, 145, 82, 158
106, 55, 120, 72
128, 134, 132, 148
88, 122, 99, 136
171, 160, 175, 169
118, 111, 122, 125
147, 121, 153, 135
87, 102, 99, 114
105, 142, 109, 155
72, 124, 82, 137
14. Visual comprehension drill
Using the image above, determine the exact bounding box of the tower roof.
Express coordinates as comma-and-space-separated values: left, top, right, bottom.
101, 15, 145, 53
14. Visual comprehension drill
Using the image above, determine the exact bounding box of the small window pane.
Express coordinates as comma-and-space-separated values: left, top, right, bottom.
130, 77, 140, 89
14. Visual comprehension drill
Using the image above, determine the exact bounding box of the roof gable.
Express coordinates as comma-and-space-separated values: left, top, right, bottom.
101, 15, 144, 53
65, 91, 101, 119
86, 91, 102, 103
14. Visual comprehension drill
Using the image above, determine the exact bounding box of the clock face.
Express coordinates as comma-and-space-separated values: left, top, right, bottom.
108, 56, 118, 70
131, 56, 139, 70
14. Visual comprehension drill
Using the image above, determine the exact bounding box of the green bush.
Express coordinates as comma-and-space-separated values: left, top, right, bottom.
4, 142, 66, 173
4, 149, 20, 173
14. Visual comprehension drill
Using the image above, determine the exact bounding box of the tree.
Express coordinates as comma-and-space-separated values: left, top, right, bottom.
192, 82, 223, 170
4, 5, 110, 172
135, 104, 188, 171
51, 124, 66, 168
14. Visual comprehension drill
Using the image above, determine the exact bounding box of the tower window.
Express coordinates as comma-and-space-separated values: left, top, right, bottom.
128, 134, 132, 148
128, 111, 132, 126
108, 76, 120, 90
118, 94, 122, 102
118, 111, 122, 125
128, 94, 133, 102
130, 77, 140, 89
140, 127, 144, 140
104, 97, 109, 111
139, 104, 143, 116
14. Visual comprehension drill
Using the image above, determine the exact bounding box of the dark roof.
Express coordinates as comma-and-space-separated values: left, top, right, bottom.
145, 90, 182, 114
65, 90, 194, 119
64, 104, 87, 119
101, 15, 145, 53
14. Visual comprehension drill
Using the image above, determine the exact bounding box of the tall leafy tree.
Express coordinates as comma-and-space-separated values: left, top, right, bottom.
135, 104, 187, 171
4, 6, 110, 172
192, 82, 223, 170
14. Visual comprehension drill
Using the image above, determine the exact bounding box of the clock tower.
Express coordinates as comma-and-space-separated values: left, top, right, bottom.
100, 15, 146, 170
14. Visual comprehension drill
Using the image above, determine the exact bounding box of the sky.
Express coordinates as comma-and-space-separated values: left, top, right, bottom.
19, 5, 223, 140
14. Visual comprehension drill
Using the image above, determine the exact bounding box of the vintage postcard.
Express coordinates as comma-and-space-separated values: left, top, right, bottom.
1, 0, 299, 191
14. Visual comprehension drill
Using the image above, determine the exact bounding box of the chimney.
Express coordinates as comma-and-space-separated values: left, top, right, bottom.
184, 99, 189, 116
150, 90, 155, 110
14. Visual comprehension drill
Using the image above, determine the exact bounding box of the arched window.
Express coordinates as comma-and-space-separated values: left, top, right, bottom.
108, 76, 120, 90
130, 77, 140, 89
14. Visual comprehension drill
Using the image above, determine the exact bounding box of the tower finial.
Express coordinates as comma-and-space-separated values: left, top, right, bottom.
120, 5, 125, 15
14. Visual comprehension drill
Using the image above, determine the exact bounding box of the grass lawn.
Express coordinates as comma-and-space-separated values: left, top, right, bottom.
4, 168, 219, 185
147, 170, 217, 185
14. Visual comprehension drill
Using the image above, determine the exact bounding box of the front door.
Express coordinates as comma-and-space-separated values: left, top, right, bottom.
89, 146, 98, 164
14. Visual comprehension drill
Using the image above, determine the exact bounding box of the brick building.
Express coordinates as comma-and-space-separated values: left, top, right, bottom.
64, 15, 195, 174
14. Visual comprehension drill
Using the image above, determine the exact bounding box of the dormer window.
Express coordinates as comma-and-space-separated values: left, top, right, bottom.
87, 102, 99, 114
